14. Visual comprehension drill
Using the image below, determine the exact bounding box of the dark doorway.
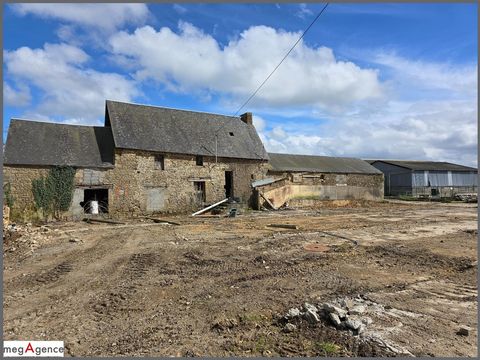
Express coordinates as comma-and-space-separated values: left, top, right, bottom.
225, 171, 234, 199
194, 181, 206, 205
82, 188, 109, 213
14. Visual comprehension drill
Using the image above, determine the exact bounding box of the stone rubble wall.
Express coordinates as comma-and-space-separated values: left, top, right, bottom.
4, 150, 269, 219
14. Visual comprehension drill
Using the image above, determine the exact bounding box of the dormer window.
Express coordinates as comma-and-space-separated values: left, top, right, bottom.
229, 132, 234, 136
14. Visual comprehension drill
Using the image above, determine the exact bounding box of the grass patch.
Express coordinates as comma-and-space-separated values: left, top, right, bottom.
315, 341, 341, 356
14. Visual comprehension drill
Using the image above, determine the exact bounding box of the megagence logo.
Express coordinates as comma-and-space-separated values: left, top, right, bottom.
3, 341, 64, 357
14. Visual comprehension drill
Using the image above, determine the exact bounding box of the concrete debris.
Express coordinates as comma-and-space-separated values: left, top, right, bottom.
285, 307, 301, 319
345, 318, 362, 331
283, 323, 297, 333
303, 308, 321, 324
69, 238, 80, 243
457, 325, 471, 336
349, 304, 366, 315
329, 312, 342, 327
322, 303, 347, 319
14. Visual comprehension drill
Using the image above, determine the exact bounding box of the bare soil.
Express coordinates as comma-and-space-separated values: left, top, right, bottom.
3, 201, 478, 357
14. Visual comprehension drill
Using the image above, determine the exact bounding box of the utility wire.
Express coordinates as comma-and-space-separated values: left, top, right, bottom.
232, 2, 329, 116
213, 3, 329, 162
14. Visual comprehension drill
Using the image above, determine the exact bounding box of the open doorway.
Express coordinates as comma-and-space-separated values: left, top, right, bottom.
82, 188, 109, 214
225, 171, 234, 199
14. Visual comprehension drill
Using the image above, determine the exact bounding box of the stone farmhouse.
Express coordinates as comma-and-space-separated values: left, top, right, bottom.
3, 100, 269, 218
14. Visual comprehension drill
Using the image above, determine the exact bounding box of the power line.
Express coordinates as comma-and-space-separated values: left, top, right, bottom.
232, 2, 329, 116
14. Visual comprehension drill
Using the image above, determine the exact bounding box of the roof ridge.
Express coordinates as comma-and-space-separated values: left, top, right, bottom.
10, 118, 101, 129
106, 99, 240, 119
268, 152, 362, 161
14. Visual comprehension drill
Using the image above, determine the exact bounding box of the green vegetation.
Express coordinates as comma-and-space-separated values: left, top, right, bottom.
316, 341, 340, 356
32, 166, 75, 219
3, 182, 14, 208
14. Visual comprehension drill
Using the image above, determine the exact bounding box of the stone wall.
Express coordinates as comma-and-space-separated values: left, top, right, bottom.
4, 151, 269, 219
3, 165, 50, 214
104, 149, 268, 216
259, 172, 384, 208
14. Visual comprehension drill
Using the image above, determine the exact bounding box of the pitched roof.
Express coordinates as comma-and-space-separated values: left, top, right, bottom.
369, 160, 477, 172
106, 100, 268, 161
268, 153, 382, 174
4, 119, 114, 168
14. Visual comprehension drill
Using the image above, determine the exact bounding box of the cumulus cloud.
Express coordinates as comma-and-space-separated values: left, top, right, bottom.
4, 43, 139, 124
109, 22, 384, 111
11, 3, 149, 32
3, 82, 31, 107
258, 98, 478, 167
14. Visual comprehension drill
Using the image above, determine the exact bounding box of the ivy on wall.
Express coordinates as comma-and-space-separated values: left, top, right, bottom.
3, 182, 14, 208
32, 166, 75, 219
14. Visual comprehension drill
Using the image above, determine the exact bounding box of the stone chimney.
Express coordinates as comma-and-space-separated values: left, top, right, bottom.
240, 112, 253, 125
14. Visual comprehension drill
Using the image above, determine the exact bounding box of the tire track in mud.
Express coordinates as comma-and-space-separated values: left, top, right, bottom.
90, 252, 164, 317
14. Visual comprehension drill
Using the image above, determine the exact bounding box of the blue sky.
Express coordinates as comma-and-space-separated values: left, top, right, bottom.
3, 3, 478, 166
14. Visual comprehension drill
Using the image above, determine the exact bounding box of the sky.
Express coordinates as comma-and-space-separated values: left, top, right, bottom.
3, 3, 478, 166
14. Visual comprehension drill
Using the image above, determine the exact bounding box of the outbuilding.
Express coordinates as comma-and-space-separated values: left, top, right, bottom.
368, 160, 477, 197
253, 153, 384, 209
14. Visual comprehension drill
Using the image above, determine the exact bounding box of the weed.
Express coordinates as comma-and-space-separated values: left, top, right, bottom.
316, 341, 340, 356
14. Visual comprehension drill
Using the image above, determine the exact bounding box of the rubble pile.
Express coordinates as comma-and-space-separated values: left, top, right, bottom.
3, 223, 69, 255
454, 193, 477, 203
283, 295, 373, 336
282, 295, 415, 356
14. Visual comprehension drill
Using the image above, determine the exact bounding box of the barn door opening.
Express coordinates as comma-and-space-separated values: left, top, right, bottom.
225, 171, 234, 199
82, 188, 109, 214
194, 181, 206, 205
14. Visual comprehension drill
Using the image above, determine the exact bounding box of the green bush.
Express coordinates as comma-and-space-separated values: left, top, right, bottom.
32, 166, 75, 219
3, 182, 14, 208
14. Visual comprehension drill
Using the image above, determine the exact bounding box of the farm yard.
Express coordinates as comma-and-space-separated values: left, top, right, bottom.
3, 200, 478, 357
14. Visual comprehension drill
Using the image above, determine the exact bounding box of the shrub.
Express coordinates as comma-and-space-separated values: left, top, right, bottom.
31, 166, 75, 219
3, 182, 14, 208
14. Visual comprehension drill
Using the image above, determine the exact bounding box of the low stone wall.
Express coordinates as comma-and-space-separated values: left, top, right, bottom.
261, 172, 384, 208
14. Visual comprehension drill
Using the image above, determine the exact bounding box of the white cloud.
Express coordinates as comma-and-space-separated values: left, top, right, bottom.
296, 4, 313, 19
3, 82, 31, 107
12, 4, 149, 31
4, 43, 139, 124
173, 4, 187, 14
373, 52, 477, 96
258, 98, 477, 167
109, 22, 384, 112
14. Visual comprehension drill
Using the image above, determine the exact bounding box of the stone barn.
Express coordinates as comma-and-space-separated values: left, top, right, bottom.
253, 153, 384, 209
3, 100, 269, 219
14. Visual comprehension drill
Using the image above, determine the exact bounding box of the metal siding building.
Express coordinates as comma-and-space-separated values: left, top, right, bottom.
368, 160, 477, 197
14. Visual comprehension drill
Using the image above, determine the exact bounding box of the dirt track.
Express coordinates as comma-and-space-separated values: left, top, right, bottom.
3, 201, 478, 357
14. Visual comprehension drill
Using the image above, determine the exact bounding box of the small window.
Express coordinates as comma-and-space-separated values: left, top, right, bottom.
229, 132, 234, 136
196, 155, 203, 166
154, 155, 165, 170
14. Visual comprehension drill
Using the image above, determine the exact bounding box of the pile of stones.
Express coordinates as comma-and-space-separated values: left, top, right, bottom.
283, 295, 373, 335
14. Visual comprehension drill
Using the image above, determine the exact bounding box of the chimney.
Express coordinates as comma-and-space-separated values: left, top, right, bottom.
240, 112, 253, 125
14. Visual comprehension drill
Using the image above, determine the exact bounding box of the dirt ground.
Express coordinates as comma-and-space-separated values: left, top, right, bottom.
3, 200, 478, 357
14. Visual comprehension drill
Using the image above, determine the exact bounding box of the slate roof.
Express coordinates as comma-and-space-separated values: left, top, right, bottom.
268, 153, 382, 174
369, 160, 477, 172
106, 100, 268, 161
4, 119, 114, 168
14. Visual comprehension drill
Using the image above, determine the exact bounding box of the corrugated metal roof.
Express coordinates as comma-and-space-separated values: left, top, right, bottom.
4, 119, 114, 168
106, 100, 269, 161
370, 160, 477, 172
268, 153, 382, 174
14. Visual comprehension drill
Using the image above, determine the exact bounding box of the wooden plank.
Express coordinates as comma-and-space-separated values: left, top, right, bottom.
144, 217, 181, 225
83, 218, 126, 225
267, 224, 298, 230
191, 198, 228, 216
259, 192, 277, 210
